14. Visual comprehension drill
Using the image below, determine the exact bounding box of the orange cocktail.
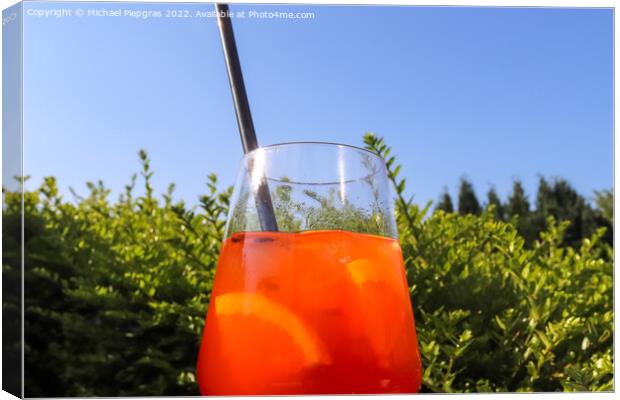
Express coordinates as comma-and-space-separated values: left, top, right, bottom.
197, 229, 422, 395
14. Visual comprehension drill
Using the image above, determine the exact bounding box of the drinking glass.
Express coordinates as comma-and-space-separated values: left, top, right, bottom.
196, 142, 422, 395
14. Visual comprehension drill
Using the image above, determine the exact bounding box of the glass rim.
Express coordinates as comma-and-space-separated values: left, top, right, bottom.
244, 141, 383, 160
241, 141, 387, 186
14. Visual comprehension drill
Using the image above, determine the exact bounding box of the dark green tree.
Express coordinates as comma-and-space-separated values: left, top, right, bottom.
506, 180, 530, 217
529, 176, 554, 237
486, 187, 504, 220
594, 189, 613, 226
436, 188, 454, 213
457, 178, 481, 215
505, 179, 536, 244
593, 189, 613, 247
535, 177, 605, 248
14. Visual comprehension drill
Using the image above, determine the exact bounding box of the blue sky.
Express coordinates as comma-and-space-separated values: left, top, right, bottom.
20, 2, 613, 208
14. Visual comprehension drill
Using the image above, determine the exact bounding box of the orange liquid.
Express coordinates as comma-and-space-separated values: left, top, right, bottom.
196, 230, 422, 395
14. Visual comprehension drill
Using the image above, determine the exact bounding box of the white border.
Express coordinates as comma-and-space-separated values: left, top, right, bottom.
1, 0, 618, 7
0, 1, 616, 399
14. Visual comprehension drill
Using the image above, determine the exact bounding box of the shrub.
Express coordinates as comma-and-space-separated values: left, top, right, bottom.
364, 133, 613, 392
2, 136, 612, 396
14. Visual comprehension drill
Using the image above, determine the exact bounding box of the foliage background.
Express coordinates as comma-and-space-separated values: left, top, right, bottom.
2, 134, 613, 396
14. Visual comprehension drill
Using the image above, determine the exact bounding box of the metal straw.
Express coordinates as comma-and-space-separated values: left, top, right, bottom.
215, 3, 279, 231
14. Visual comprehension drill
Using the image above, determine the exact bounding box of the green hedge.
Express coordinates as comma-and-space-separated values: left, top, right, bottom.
2, 136, 612, 396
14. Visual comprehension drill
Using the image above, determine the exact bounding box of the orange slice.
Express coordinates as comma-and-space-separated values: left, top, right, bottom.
199, 292, 331, 394
346, 259, 411, 367
346, 258, 407, 294
215, 292, 330, 366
